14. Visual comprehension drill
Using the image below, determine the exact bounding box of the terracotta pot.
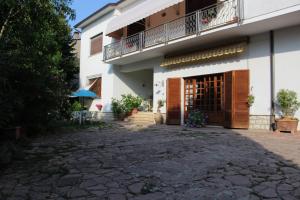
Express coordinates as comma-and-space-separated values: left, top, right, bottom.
275, 119, 299, 134
131, 108, 138, 115
154, 113, 163, 124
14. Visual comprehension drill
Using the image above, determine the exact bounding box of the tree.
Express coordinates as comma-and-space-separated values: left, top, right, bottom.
0, 0, 78, 132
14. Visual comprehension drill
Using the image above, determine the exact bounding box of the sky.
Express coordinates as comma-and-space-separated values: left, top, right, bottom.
69, 0, 118, 29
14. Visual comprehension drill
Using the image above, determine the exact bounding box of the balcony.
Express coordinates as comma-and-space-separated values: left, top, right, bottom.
104, 0, 239, 62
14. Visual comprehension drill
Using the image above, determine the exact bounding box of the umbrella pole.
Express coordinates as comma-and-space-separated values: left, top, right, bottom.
79, 97, 83, 125
83, 98, 85, 125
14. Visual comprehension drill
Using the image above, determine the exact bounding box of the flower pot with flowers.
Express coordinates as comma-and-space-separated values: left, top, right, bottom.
275, 89, 300, 134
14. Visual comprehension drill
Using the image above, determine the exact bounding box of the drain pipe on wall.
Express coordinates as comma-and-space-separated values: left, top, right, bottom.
270, 31, 276, 131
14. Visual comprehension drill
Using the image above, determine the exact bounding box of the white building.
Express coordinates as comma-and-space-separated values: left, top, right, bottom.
75, 0, 300, 130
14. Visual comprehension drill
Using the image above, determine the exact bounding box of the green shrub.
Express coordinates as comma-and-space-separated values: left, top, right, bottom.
111, 98, 126, 116
71, 101, 82, 112
121, 94, 143, 113
111, 94, 143, 119
277, 89, 300, 118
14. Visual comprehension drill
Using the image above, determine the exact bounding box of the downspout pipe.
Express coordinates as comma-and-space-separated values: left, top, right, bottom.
270, 31, 276, 130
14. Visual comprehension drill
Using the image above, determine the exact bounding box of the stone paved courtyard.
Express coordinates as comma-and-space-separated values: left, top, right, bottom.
1, 123, 300, 200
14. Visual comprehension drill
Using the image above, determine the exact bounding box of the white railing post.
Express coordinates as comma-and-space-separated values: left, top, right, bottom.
103, 46, 106, 61
236, 0, 241, 23
196, 10, 200, 35
139, 31, 144, 51
199, 10, 203, 33
120, 38, 124, 56
164, 23, 168, 44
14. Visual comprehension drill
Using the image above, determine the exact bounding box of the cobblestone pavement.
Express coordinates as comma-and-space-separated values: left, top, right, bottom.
1, 123, 300, 200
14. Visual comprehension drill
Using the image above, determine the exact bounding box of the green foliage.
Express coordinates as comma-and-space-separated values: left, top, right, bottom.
111, 98, 126, 116
111, 95, 143, 119
185, 110, 207, 128
247, 94, 255, 107
276, 89, 300, 118
0, 0, 78, 132
71, 101, 82, 112
121, 94, 143, 113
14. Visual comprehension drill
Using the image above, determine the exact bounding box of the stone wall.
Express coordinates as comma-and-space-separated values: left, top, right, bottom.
249, 115, 272, 130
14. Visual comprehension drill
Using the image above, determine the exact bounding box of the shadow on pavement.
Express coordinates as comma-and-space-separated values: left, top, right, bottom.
0, 122, 300, 199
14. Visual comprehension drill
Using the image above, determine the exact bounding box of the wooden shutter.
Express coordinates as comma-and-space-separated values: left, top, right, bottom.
90, 33, 103, 56
224, 70, 249, 129
167, 78, 181, 125
90, 78, 102, 97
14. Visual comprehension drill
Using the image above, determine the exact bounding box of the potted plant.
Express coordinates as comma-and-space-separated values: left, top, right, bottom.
121, 94, 143, 115
154, 100, 164, 124
275, 89, 300, 134
111, 98, 126, 120
185, 110, 208, 128
247, 94, 255, 107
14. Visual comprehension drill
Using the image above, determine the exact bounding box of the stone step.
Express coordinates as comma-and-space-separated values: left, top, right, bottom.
126, 117, 155, 121
124, 112, 155, 125
131, 112, 154, 116
127, 116, 154, 120
127, 119, 155, 123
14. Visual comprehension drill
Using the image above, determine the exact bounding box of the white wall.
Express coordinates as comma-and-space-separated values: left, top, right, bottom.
152, 51, 249, 114
274, 25, 300, 121
243, 0, 300, 20
148, 33, 273, 117
113, 67, 153, 100
247, 33, 272, 115
78, 0, 300, 122
80, 12, 115, 112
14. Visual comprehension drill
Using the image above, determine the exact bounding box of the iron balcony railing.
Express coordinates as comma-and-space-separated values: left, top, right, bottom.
104, 0, 239, 61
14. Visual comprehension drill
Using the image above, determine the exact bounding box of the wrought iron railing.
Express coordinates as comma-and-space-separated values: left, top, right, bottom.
104, 0, 239, 61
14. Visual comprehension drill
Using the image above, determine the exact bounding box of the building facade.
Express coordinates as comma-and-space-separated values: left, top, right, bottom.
75, 0, 300, 130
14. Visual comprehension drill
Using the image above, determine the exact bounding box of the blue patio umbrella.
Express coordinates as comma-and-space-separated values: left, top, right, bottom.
72, 89, 98, 98
71, 89, 98, 124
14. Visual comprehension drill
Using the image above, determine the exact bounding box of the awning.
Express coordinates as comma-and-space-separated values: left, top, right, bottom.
160, 43, 247, 67
106, 0, 184, 35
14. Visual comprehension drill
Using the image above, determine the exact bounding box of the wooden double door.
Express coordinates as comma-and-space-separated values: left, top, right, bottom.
166, 70, 250, 129
184, 73, 225, 125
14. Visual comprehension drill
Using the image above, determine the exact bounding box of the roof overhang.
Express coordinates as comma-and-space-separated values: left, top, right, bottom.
74, 0, 130, 29
106, 0, 184, 35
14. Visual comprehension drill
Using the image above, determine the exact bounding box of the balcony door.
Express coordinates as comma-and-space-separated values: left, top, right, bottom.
186, 0, 217, 14
127, 19, 145, 36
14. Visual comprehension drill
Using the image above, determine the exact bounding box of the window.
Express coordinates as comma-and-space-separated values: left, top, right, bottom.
89, 78, 102, 97
90, 33, 103, 56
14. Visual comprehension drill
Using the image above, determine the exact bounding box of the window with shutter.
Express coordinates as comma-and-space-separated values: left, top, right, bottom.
90, 33, 103, 56
89, 78, 102, 98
